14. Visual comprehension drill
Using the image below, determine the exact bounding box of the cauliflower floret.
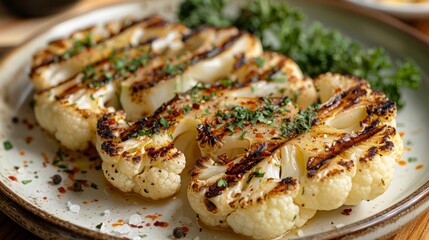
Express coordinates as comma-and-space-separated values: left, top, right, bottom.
227, 180, 300, 240
96, 112, 186, 200
34, 75, 117, 150
188, 142, 316, 240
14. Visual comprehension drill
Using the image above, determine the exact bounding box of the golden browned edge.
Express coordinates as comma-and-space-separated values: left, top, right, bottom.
0, 0, 428, 239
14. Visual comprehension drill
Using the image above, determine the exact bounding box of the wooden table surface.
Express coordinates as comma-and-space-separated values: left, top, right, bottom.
1, 0, 429, 239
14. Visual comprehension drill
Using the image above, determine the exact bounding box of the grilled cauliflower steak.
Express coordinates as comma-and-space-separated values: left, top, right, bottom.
31, 16, 188, 90
187, 73, 403, 239
34, 21, 188, 150
95, 54, 318, 200
31, 14, 404, 240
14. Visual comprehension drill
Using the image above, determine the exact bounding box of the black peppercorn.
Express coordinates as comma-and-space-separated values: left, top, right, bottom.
51, 174, 62, 185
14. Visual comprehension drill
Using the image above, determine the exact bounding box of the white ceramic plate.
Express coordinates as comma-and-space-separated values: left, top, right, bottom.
345, 0, 429, 19
1, 1, 429, 239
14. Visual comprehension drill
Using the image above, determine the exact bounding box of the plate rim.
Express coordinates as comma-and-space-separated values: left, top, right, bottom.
0, 0, 429, 239
345, 0, 429, 18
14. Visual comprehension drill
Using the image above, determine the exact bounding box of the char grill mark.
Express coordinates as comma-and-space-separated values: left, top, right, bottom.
97, 114, 119, 139
101, 141, 123, 157
130, 31, 246, 92
306, 120, 381, 178
30, 16, 165, 73
189, 31, 245, 65
320, 82, 368, 114
205, 142, 276, 198
147, 143, 175, 160
306, 89, 396, 177
197, 124, 222, 148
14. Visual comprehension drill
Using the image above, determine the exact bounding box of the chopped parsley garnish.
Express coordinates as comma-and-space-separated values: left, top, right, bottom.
82, 52, 151, 88
21, 180, 32, 185
3, 140, 13, 150
96, 223, 103, 229
254, 168, 265, 177
280, 104, 319, 137
254, 57, 265, 68
178, 0, 421, 108
217, 179, 228, 187
133, 117, 172, 138
162, 62, 186, 75
90, 183, 99, 189
62, 33, 95, 59
159, 118, 170, 129
56, 148, 64, 162
408, 157, 418, 163
238, 131, 247, 140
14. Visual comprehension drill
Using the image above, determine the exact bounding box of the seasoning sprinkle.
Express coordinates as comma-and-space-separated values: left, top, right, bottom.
21, 180, 32, 185
3, 141, 13, 150
52, 174, 62, 185
217, 179, 227, 187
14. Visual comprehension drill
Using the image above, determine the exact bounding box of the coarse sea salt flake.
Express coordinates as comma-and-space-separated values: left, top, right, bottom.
103, 210, 110, 217
297, 229, 304, 237
129, 214, 142, 225
113, 224, 131, 234
335, 223, 345, 228
66, 201, 80, 213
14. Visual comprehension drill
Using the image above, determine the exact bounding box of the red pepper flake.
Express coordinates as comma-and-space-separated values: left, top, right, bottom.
71, 167, 80, 174
154, 221, 169, 228
82, 201, 88, 205
43, 197, 47, 200
269, 129, 276, 135
112, 219, 124, 227
341, 208, 352, 215
58, 187, 66, 193
398, 160, 407, 166
399, 132, 405, 137
204, 117, 211, 124
22, 119, 34, 130
146, 223, 151, 227
19, 151, 25, 156
25, 136, 33, 144
41, 152, 50, 164
145, 214, 159, 221
182, 226, 189, 233
416, 165, 424, 170
255, 133, 264, 138
192, 103, 200, 110
8, 176, 17, 182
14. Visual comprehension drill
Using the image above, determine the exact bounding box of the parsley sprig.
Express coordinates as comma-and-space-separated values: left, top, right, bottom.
63, 33, 95, 59
178, 0, 421, 108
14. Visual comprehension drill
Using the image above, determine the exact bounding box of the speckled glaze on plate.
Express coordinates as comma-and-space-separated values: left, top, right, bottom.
0, 1, 429, 239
